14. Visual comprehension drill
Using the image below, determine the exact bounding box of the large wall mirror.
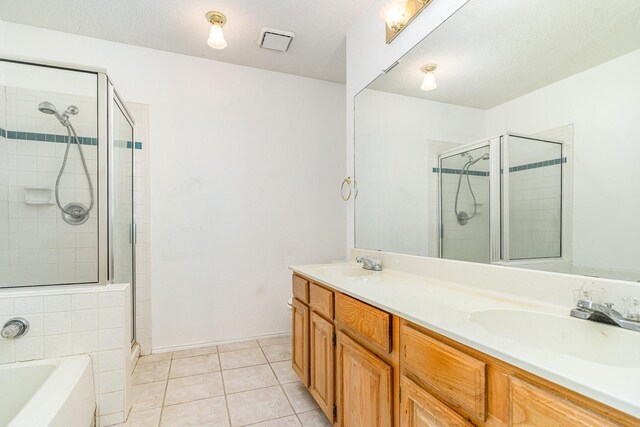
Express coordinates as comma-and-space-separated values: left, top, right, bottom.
354, 0, 640, 282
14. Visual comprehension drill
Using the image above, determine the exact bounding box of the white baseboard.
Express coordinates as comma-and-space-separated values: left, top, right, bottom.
151, 331, 292, 354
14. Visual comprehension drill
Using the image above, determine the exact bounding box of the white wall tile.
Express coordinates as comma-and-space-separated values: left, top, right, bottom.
14, 295, 43, 314
15, 336, 44, 361
98, 307, 123, 329
71, 292, 97, 310
71, 330, 98, 353
44, 334, 72, 357
43, 311, 71, 335
43, 294, 71, 312
99, 370, 124, 394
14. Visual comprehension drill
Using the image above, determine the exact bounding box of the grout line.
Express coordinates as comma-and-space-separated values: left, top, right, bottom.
217, 352, 233, 427
261, 345, 297, 420
156, 351, 173, 426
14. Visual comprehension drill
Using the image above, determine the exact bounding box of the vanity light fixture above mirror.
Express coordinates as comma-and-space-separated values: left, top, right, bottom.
381, 0, 433, 44
420, 63, 437, 91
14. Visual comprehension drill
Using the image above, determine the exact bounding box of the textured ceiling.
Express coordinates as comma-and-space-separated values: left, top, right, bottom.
368, 0, 640, 109
0, 0, 372, 83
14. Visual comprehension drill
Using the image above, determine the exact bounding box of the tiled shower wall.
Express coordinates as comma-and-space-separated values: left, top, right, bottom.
438, 159, 491, 264
508, 140, 563, 260
0, 84, 99, 286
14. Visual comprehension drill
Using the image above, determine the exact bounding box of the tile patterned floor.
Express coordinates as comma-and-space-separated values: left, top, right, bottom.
117, 335, 332, 427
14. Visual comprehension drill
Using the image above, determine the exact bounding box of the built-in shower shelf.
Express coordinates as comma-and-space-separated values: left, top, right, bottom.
24, 188, 54, 205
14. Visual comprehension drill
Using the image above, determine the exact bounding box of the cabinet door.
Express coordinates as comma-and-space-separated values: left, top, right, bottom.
310, 312, 335, 421
292, 298, 309, 386
508, 377, 619, 427
400, 376, 473, 427
336, 331, 392, 427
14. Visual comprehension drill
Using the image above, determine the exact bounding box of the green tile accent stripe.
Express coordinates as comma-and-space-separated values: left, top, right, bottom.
509, 157, 566, 172
433, 157, 566, 175
0, 126, 142, 149
432, 167, 489, 177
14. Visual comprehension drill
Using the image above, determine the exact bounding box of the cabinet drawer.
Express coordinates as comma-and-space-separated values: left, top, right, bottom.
401, 324, 486, 421
292, 275, 309, 303
335, 292, 391, 353
309, 282, 333, 319
401, 376, 473, 427
508, 377, 619, 427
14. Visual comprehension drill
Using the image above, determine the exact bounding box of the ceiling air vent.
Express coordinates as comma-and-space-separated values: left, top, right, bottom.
259, 28, 295, 52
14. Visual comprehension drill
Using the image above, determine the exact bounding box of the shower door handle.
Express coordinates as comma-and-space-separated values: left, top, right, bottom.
129, 223, 137, 245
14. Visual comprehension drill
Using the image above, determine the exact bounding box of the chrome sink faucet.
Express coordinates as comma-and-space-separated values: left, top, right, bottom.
356, 256, 382, 271
570, 300, 640, 332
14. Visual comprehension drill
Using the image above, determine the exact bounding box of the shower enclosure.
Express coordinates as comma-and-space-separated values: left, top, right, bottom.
438, 133, 564, 264
0, 57, 137, 341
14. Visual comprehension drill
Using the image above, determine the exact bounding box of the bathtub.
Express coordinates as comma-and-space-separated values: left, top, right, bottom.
0, 354, 95, 427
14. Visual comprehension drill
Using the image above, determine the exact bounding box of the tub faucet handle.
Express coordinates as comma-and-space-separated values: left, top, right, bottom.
1, 318, 29, 339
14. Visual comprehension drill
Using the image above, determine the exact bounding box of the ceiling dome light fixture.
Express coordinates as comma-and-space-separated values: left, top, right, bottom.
420, 64, 437, 91
206, 11, 227, 50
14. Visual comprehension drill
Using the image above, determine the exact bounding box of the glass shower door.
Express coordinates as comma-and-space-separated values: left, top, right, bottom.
439, 145, 492, 263
502, 134, 563, 260
111, 93, 135, 343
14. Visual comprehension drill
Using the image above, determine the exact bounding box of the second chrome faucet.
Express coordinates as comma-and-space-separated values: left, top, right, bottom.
356, 256, 382, 271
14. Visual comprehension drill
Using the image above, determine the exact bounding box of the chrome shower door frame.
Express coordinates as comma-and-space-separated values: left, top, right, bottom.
107, 80, 137, 344
438, 138, 501, 262
500, 132, 564, 263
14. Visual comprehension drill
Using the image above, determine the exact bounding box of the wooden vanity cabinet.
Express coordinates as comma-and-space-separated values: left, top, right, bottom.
292, 273, 640, 427
291, 283, 309, 386
310, 311, 335, 419
336, 330, 393, 426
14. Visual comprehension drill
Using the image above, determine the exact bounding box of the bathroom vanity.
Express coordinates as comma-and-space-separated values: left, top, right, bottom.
289, 261, 640, 427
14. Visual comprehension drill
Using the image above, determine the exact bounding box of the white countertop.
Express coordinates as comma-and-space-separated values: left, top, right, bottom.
290, 262, 640, 419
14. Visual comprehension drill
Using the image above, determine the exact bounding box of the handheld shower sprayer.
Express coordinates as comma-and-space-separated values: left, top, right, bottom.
38, 101, 93, 225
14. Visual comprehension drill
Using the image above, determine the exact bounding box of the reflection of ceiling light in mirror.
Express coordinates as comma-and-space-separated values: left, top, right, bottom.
420, 64, 437, 91
381, 0, 409, 33
206, 11, 227, 50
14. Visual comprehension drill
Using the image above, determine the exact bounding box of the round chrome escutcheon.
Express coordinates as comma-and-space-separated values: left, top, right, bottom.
61, 203, 90, 225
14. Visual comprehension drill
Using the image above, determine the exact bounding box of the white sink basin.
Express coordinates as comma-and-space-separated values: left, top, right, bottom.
470, 309, 640, 368
319, 264, 375, 278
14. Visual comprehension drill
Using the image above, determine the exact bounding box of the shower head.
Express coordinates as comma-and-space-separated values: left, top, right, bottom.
38, 101, 59, 115
38, 101, 78, 126
467, 153, 490, 166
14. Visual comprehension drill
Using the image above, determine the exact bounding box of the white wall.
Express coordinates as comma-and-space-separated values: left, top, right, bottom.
345, 0, 469, 253
487, 48, 640, 278
0, 20, 347, 351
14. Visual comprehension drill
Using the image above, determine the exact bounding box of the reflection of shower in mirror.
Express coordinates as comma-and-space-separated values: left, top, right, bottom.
454, 152, 489, 226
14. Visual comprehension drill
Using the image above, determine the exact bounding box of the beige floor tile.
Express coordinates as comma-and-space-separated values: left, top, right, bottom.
131, 381, 166, 412
269, 361, 299, 384
173, 345, 217, 359
164, 372, 225, 406
257, 335, 291, 348
169, 354, 220, 378
218, 340, 259, 353
137, 353, 172, 365
261, 344, 292, 363
246, 415, 301, 426
282, 382, 319, 413
133, 361, 171, 385
119, 408, 162, 426
226, 386, 294, 426
219, 348, 267, 370
160, 396, 229, 427
297, 410, 332, 427
222, 364, 278, 394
